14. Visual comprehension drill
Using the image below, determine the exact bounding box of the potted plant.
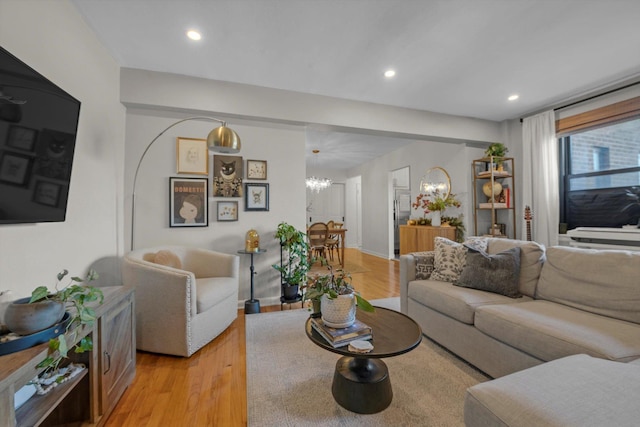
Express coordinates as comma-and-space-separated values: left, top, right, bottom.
273, 222, 311, 300
442, 214, 466, 242
303, 262, 374, 328
484, 142, 509, 168
4, 269, 104, 372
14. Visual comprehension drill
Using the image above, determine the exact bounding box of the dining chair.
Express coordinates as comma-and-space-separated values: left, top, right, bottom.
325, 220, 341, 264
308, 222, 329, 260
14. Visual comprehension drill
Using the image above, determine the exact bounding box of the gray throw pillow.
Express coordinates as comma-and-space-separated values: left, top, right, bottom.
455, 246, 522, 298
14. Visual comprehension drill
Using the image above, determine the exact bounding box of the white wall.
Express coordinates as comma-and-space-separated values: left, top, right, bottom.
125, 110, 307, 305
0, 0, 125, 297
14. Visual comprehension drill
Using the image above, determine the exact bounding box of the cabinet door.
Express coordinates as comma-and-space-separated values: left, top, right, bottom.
99, 291, 135, 416
399, 226, 416, 255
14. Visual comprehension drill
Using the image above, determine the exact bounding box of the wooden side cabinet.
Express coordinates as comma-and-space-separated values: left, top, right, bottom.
399, 225, 456, 254
0, 286, 135, 427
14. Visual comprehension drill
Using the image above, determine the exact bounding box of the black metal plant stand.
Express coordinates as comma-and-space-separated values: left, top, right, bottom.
279, 243, 303, 310
238, 249, 266, 314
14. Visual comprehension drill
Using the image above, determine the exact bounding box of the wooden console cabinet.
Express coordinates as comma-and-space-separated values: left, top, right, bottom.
0, 286, 135, 427
399, 225, 456, 254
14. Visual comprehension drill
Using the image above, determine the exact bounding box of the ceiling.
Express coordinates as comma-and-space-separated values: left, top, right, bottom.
71, 0, 640, 169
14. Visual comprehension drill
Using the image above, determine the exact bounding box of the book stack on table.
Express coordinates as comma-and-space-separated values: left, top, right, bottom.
310, 318, 372, 348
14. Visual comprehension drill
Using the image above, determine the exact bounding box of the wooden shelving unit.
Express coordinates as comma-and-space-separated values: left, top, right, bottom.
472, 156, 517, 239
0, 286, 135, 427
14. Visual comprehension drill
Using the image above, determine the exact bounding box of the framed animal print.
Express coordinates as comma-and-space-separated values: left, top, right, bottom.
244, 183, 269, 211
212, 155, 243, 197
169, 177, 208, 227
176, 137, 208, 175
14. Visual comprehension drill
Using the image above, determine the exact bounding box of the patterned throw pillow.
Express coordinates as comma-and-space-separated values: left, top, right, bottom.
413, 251, 435, 280
431, 237, 488, 282
455, 247, 522, 298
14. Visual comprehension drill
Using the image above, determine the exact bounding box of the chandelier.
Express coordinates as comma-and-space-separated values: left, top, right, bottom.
306, 149, 332, 193
306, 176, 332, 193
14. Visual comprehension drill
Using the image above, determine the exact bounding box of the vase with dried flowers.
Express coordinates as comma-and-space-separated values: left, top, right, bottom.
412, 190, 461, 227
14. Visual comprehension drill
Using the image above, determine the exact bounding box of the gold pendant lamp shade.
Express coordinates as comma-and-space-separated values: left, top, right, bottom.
207, 125, 241, 154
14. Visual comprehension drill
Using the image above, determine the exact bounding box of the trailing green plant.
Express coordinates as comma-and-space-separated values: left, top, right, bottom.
30, 269, 104, 372
442, 214, 466, 242
303, 260, 375, 312
272, 222, 311, 286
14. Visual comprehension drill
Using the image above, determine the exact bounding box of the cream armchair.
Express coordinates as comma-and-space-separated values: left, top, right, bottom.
122, 246, 239, 357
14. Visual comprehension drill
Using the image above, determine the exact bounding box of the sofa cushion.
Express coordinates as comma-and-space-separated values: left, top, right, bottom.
431, 237, 488, 282
475, 300, 640, 363
537, 246, 640, 324
486, 238, 545, 298
455, 247, 522, 298
464, 354, 640, 427
408, 279, 532, 325
196, 277, 238, 313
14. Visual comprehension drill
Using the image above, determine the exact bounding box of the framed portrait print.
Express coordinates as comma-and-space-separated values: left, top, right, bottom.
217, 201, 239, 221
244, 183, 269, 211
0, 152, 32, 186
169, 177, 208, 227
246, 159, 267, 180
33, 181, 62, 207
7, 125, 38, 152
176, 137, 208, 175
212, 155, 243, 197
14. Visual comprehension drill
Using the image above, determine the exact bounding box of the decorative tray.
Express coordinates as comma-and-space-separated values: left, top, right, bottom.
0, 312, 71, 356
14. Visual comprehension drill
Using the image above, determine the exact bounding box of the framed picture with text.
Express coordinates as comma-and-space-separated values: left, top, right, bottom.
169, 177, 208, 227
7, 125, 38, 152
244, 183, 269, 211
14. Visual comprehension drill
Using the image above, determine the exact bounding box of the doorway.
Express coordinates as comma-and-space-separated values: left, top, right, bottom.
307, 183, 346, 225
391, 167, 411, 259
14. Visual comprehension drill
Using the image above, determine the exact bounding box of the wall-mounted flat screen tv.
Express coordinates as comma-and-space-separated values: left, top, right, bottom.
0, 46, 81, 224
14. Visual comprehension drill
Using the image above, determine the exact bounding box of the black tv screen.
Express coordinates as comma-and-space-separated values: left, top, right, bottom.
0, 46, 81, 224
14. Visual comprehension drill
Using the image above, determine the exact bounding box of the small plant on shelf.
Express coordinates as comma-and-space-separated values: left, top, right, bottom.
31, 269, 104, 372
484, 143, 509, 166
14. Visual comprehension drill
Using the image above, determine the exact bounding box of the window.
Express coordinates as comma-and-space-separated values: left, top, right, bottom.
559, 117, 640, 228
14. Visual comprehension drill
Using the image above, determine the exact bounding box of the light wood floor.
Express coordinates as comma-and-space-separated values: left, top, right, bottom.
104, 249, 400, 427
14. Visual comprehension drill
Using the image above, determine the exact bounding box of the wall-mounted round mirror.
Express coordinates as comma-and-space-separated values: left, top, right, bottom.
419, 167, 451, 199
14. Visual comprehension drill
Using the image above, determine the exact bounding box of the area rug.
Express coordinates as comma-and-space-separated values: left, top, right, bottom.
246, 300, 488, 426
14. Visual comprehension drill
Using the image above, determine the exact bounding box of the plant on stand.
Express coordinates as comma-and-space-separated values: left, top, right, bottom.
304, 261, 374, 328
273, 222, 311, 300
412, 190, 461, 227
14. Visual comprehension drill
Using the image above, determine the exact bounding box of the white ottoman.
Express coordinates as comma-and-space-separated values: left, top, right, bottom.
464, 354, 640, 427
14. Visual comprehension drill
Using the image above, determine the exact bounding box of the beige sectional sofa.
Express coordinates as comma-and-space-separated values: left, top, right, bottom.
400, 239, 640, 377
400, 239, 640, 425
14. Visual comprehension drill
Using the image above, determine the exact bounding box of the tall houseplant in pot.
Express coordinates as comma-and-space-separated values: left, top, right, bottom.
273, 222, 311, 300
4, 269, 104, 372
304, 263, 374, 328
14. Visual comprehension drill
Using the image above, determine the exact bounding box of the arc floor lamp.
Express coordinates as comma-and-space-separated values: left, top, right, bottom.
130, 116, 241, 250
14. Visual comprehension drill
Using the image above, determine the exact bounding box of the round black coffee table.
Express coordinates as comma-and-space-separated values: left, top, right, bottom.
305, 306, 422, 414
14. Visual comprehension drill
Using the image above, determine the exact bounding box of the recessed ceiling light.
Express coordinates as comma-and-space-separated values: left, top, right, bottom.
508, 94, 519, 101
384, 69, 396, 78
186, 30, 202, 41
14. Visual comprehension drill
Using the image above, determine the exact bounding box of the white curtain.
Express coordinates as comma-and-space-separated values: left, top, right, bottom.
522, 110, 559, 248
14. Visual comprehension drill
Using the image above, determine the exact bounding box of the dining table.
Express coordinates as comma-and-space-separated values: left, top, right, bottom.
307, 226, 347, 268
